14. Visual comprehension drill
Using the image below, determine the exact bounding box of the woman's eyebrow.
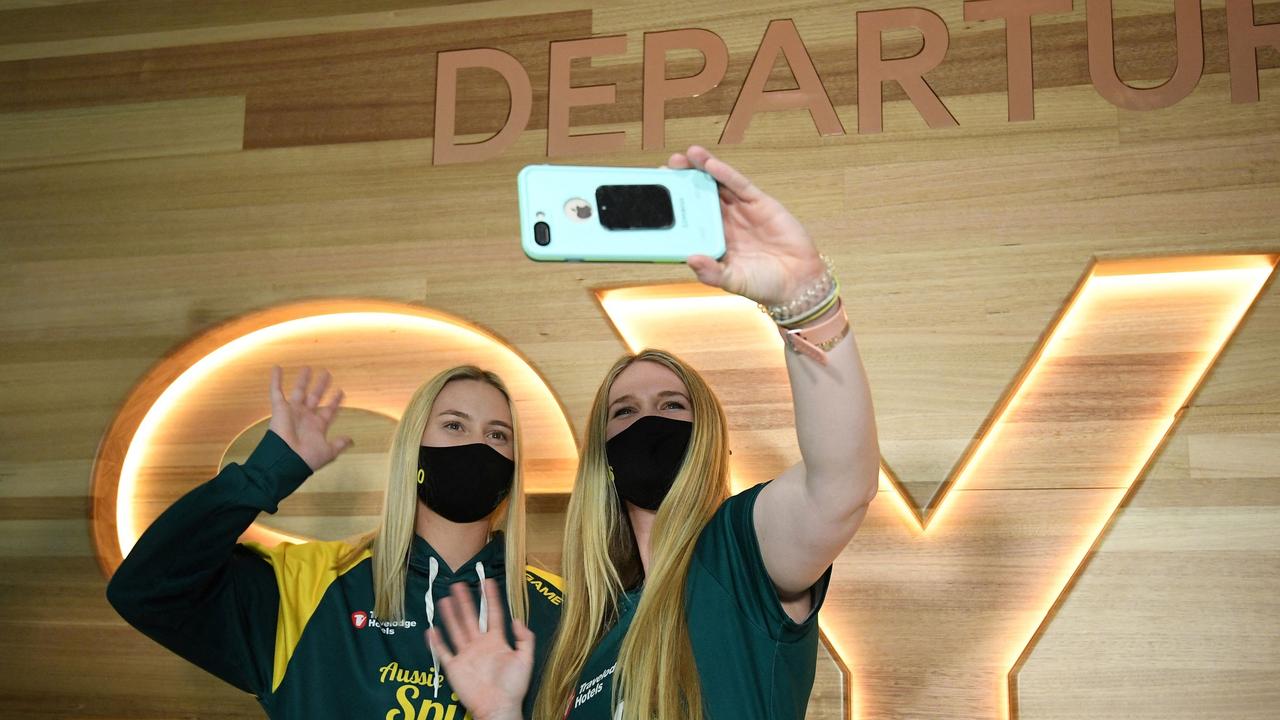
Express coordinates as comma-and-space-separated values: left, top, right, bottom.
609, 394, 637, 409
439, 409, 512, 430
609, 390, 689, 409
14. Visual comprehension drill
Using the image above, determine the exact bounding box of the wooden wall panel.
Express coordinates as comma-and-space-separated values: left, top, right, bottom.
0, 10, 593, 147
0, 96, 245, 169
0, 0, 452, 45
0, 1, 1277, 718
1017, 283, 1280, 719
0, 6, 574, 64
3, 5, 1275, 146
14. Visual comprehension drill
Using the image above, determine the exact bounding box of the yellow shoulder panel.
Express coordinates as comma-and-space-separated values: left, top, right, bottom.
525, 564, 565, 610
244, 540, 372, 692
525, 565, 564, 590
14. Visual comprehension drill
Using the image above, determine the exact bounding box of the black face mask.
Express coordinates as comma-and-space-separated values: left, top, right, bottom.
605, 416, 693, 511
417, 444, 515, 523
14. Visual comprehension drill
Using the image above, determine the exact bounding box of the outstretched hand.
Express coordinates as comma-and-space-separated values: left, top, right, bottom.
427, 579, 533, 720
268, 366, 353, 472
670, 145, 826, 308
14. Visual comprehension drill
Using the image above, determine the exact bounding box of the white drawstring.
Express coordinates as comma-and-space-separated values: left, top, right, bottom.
423, 557, 490, 699
424, 556, 440, 698
476, 562, 488, 633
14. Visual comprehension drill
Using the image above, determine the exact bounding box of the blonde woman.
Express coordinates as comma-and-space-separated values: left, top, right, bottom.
108, 365, 563, 719
432, 146, 879, 720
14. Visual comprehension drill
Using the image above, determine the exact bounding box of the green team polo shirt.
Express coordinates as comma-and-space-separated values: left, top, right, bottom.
564, 481, 832, 720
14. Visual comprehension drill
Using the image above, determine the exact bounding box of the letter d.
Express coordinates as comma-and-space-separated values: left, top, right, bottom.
433, 48, 532, 165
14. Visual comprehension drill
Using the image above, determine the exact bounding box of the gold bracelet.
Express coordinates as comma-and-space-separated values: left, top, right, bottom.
778, 281, 841, 328
759, 254, 837, 324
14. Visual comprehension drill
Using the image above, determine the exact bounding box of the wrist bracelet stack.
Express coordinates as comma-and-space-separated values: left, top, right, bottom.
777, 301, 851, 365
776, 278, 841, 328
760, 254, 851, 366
760, 255, 837, 327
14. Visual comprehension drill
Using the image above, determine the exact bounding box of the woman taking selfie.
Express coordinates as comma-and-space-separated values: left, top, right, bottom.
108, 365, 563, 719
432, 146, 879, 720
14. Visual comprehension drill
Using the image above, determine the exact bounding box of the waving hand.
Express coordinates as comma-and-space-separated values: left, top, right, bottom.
267, 366, 352, 472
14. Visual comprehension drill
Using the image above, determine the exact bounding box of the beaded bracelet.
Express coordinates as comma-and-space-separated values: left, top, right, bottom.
777, 279, 841, 328
759, 254, 838, 326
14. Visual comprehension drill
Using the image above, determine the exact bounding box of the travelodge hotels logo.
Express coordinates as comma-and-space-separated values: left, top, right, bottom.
351, 609, 417, 636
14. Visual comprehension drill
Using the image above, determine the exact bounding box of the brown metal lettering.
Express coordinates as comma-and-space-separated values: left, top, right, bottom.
432, 48, 532, 166
856, 8, 959, 134
547, 35, 628, 157
642, 29, 729, 151
721, 19, 844, 145
1226, 0, 1280, 103
1086, 0, 1204, 110
964, 0, 1073, 122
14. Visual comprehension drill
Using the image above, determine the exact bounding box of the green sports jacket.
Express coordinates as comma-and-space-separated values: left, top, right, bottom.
107, 430, 563, 719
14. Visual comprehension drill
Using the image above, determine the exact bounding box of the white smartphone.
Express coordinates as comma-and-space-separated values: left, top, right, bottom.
517, 164, 726, 263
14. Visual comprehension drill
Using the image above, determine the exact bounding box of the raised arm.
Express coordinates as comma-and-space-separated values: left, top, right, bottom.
674, 146, 879, 609
106, 367, 352, 693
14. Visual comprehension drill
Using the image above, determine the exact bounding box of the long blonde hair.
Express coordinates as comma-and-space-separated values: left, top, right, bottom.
534, 349, 730, 720
339, 366, 528, 624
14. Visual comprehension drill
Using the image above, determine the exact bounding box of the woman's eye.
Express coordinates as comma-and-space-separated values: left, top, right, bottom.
662, 401, 686, 411
444, 421, 463, 431
488, 431, 509, 442
612, 407, 634, 418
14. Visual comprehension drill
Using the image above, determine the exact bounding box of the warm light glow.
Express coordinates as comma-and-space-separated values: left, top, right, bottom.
818, 618, 858, 716
118, 313, 459, 554
1003, 259, 1275, 718
941, 259, 1272, 718
879, 469, 924, 533
96, 260, 1276, 716
100, 302, 579, 566
598, 286, 780, 355
596, 256, 1277, 720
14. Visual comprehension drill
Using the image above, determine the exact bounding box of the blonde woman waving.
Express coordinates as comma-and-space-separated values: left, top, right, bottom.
108, 365, 562, 719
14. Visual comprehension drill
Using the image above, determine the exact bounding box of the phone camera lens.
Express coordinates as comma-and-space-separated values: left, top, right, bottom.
534, 221, 551, 246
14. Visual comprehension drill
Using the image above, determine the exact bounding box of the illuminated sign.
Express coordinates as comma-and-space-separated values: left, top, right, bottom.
597, 254, 1276, 718
94, 256, 1276, 717
89, 299, 580, 572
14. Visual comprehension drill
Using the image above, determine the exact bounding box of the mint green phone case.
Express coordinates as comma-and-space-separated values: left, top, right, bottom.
517, 164, 726, 263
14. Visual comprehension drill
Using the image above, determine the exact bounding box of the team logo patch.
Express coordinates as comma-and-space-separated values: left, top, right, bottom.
349, 609, 417, 635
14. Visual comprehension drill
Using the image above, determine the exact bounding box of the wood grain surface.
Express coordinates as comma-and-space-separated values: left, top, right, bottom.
1, 1, 1277, 718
